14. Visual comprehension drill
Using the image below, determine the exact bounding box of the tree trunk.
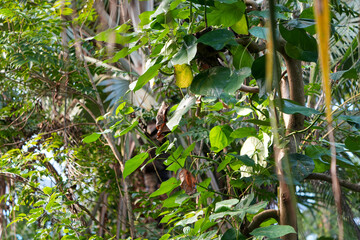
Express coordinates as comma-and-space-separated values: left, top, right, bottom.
277, 49, 305, 240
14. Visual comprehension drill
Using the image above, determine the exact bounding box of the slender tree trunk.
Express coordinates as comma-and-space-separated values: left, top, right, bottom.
276, 49, 305, 240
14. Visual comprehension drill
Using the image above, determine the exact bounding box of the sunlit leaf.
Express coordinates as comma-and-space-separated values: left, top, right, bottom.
123, 152, 149, 179
174, 64, 193, 88
250, 225, 296, 238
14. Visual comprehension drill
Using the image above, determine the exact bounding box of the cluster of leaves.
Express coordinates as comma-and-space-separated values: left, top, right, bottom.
0, 0, 360, 240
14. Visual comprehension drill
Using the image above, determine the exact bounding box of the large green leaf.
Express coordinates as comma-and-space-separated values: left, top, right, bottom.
190, 67, 250, 97
210, 125, 233, 152
230, 127, 257, 139
171, 35, 197, 65
150, 177, 180, 198
286, 153, 315, 183
278, 99, 320, 116
231, 45, 254, 69
249, 27, 268, 40
345, 136, 360, 151
197, 29, 238, 51
123, 152, 149, 179
132, 64, 161, 92
207, 1, 245, 27
250, 225, 296, 238
299, 7, 316, 35
279, 24, 318, 62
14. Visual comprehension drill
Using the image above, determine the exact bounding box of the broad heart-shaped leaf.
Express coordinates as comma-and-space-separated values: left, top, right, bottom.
230, 45, 254, 69
249, 27, 268, 40
172, 35, 197, 65
299, 7, 316, 35
174, 64, 193, 88
250, 225, 296, 238
190, 67, 251, 97
197, 29, 238, 51
167, 94, 196, 131
278, 99, 320, 116
123, 152, 149, 179
207, 1, 245, 27
231, 14, 248, 35
285, 153, 315, 183
149, 177, 180, 198
210, 125, 233, 152
133, 63, 161, 92
279, 24, 318, 62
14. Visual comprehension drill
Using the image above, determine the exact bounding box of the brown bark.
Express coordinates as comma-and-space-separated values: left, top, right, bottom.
276, 47, 305, 240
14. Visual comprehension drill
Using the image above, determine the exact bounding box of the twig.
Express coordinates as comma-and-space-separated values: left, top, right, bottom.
306, 173, 360, 192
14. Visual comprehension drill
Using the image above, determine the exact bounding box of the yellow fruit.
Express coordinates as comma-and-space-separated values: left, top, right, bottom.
174, 64, 193, 88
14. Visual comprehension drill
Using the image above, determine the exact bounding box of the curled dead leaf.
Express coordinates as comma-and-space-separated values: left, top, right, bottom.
179, 169, 197, 195
156, 102, 170, 141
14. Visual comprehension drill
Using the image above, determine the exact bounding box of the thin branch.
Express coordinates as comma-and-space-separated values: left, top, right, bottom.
247, 209, 279, 233
306, 173, 360, 192
239, 85, 259, 93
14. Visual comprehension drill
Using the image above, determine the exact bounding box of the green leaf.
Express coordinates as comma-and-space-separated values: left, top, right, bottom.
115, 120, 139, 137
133, 64, 161, 92
250, 225, 296, 238
330, 68, 357, 81
208, 1, 245, 27
215, 199, 239, 212
279, 99, 320, 116
159, 234, 171, 240
279, 24, 318, 62
190, 67, 250, 97
222, 228, 246, 240
172, 35, 197, 65
150, 177, 180, 198
249, 27, 268, 40
197, 29, 238, 50
299, 7, 316, 35
210, 125, 233, 152
43, 187, 52, 195
123, 152, 149, 179
339, 115, 360, 129
167, 94, 196, 131
231, 14, 248, 35
286, 153, 315, 183
115, 102, 126, 115
345, 136, 360, 151
82, 133, 101, 143
230, 154, 256, 167
107, 47, 129, 63
231, 45, 254, 69
230, 127, 257, 139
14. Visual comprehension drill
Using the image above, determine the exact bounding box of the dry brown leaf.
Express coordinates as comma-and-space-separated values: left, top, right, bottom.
179, 169, 197, 195
156, 102, 170, 141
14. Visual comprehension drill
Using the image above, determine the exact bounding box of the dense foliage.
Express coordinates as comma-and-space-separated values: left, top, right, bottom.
0, 0, 360, 240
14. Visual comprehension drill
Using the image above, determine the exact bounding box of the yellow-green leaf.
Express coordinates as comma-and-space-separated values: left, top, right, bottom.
231, 14, 248, 35
174, 64, 193, 88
